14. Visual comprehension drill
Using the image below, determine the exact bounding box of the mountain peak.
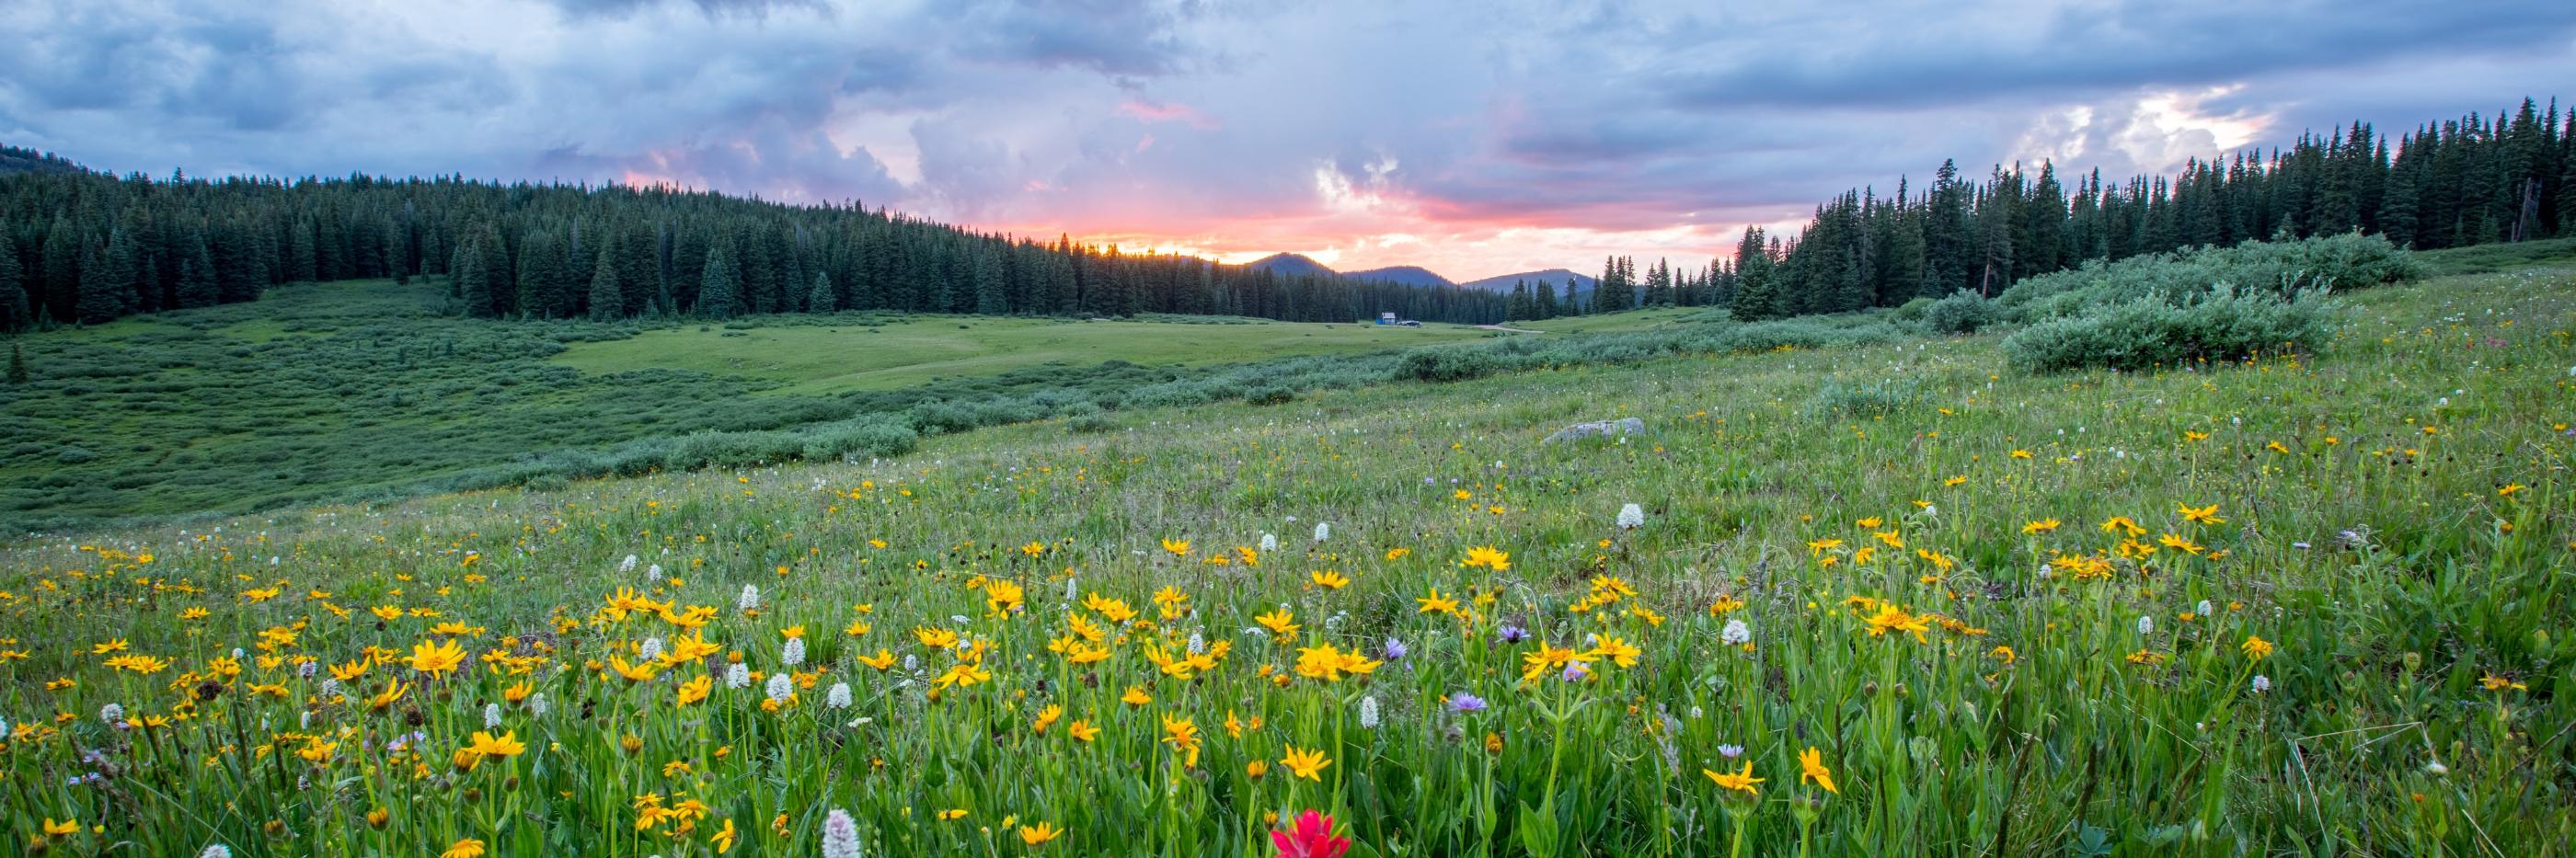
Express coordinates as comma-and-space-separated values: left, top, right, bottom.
1458, 269, 1599, 293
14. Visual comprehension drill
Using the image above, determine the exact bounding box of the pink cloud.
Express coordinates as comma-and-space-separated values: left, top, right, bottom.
1115, 99, 1221, 130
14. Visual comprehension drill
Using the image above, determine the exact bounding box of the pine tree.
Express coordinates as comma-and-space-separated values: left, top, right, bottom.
6, 343, 26, 384
516, 229, 572, 318
454, 238, 495, 317
40, 218, 81, 323
587, 247, 623, 321
0, 231, 27, 331
288, 218, 319, 283
698, 246, 742, 318
176, 233, 219, 309
807, 270, 836, 314
972, 249, 1006, 315
79, 231, 137, 324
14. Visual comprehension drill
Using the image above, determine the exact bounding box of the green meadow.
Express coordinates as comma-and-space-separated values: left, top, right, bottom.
0, 246, 2569, 855
0, 279, 1487, 528
549, 314, 1487, 395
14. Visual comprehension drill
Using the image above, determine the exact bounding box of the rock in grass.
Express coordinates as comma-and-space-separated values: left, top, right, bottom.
1544, 418, 1644, 443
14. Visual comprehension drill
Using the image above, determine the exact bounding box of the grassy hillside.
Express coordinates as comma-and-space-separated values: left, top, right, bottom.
0, 279, 1495, 527
551, 314, 1486, 395
0, 262, 2567, 854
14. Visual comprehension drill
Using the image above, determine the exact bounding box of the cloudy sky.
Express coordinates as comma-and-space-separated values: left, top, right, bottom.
5, 0, 2570, 282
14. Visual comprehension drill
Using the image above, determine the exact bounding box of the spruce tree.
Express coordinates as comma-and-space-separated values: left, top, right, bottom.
454, 240, 495, 318
0, 233, 27, 331
972, 250, 1006, 315
807, 270, 836, 313
79, 231, 137, 324
587, 247, 623, 321
176, 237, 220, 310
6, 342, 26, 384
698, 246, 741, 318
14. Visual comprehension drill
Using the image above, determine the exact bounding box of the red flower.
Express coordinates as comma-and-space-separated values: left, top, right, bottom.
1271, 809, 1351, 858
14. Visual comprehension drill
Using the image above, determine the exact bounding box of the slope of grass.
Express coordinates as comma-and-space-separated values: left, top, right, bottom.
2414, 235, 2576, 276
551, 315, 1488, 395
0, 280, 1485, 527
1, 264, 2567, 855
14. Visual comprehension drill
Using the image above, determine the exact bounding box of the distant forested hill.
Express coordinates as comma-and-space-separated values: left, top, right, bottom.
0, 167, 1507, 332
0, 146, 85, 177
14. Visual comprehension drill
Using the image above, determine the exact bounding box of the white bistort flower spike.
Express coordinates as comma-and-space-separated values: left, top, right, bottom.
1616, 503, 1644, 530
738, 584, 761, 612
822, 808, 865, 858
1313, 522, 1330, 543
726, 663, 752, 689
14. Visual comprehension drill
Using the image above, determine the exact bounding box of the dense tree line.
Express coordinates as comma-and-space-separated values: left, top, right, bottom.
1509, 97, 2572, 324
1720, 97, 2573, 320
0, 169, 1505, 332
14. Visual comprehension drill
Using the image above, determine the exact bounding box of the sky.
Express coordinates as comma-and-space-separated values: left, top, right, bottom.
4, 1, 2572, 284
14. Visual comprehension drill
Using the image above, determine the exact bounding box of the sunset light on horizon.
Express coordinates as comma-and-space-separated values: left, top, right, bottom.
8, 0, 2569, 283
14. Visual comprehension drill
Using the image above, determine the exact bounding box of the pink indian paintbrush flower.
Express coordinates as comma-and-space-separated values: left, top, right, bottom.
1271, 809, 1351, 858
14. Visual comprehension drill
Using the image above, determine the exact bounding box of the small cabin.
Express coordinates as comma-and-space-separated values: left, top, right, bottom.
1376, 312, 1398, 325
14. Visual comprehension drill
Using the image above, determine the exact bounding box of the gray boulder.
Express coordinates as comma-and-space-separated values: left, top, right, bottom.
1544, 417, 1644, 443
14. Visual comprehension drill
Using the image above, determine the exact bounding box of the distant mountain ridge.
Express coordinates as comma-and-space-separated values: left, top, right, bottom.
1245, 255, 1593, 294
1241, 252, 1339, 279
1340, 265, 1453, 288
1459, 269, 1597, 294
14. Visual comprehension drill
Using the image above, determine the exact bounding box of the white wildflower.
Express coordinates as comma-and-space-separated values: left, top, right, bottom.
765, 672, 795, 704
100, 703, 125, 725
827, 682, 853, 710
1259, 533, 1279, 552
726, 662, 752, 689
647, 564, 663, 583
738, 584, 761, 612
529, 692, 550, 718
1616, 503, 1644, 530
638, 636, 664, 662
483, 703, 502, 729
783, 637, 807, 668
2137, 615, 2154, 636
200, 847, 234, 858
1357, 695, 1380, 729
822, 808, 864, 858
1720, 618, 1751, 646
2195, 600, 2213, 618
2250, 675, 2271, 693
618, 555, 638, 573
1312, 522, 1330, 543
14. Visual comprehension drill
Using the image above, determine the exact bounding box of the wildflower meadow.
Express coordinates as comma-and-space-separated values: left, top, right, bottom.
2, 262, 2571, 856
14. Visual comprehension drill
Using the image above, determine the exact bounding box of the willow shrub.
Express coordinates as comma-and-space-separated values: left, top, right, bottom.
2000, 232, 2419, 321
2002, 287, 2336, 373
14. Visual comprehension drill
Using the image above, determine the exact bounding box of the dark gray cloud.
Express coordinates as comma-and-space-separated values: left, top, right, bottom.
0, 0, 2566, 279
